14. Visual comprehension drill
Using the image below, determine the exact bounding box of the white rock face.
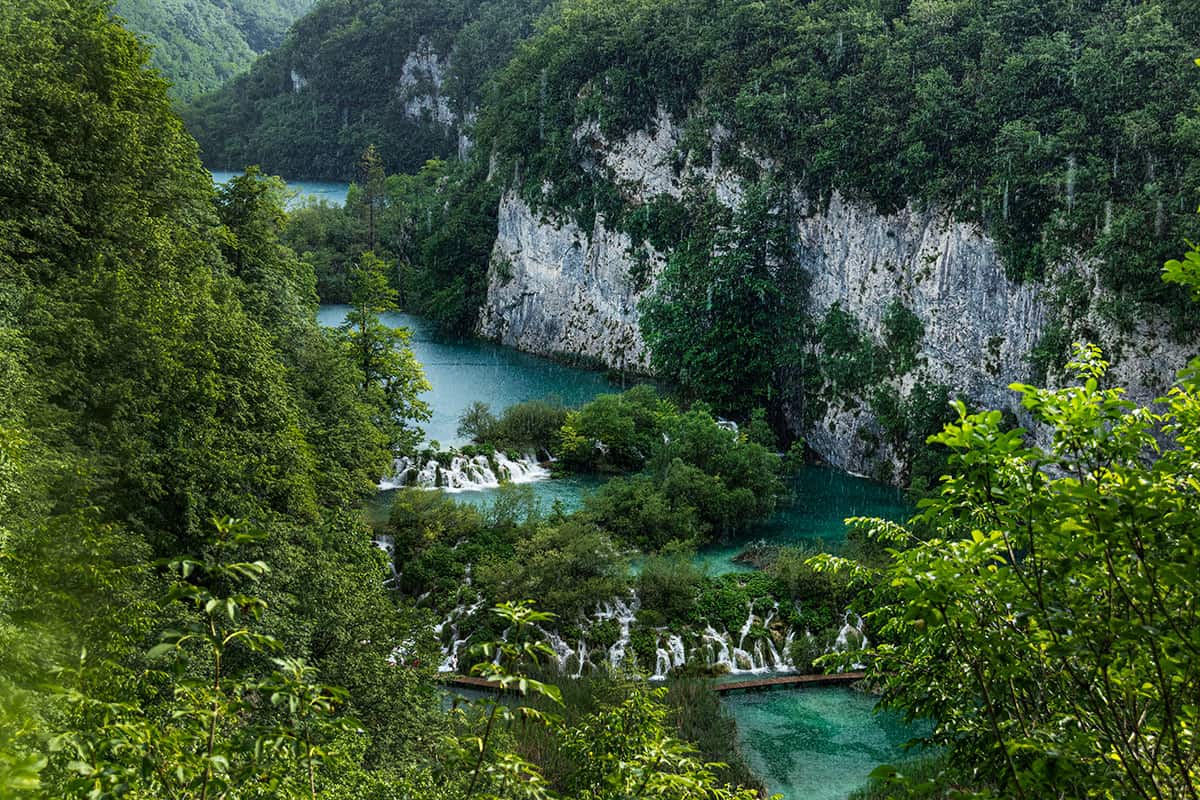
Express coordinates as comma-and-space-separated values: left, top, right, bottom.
789, 194, 1049, 476
478, 195, 653, 372
399, 40, 456, 127
478, 114, 1197, 480
289, 69, 307, 93
396, 37, 472, 155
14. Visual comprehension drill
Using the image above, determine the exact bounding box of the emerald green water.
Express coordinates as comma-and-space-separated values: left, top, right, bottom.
317, 304, 912, 569
695, 467, 911, 574
723, 688, 928, 800
317, 311, 923, 798
317, 305, 617, 447
211, 170, 350, 207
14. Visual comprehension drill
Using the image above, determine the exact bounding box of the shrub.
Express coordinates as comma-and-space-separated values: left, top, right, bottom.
557, 386, 673, 473
636, 545, 706, 624
474, 518, 629, 622
457, 400, 498, 443
581, 476, 703, 551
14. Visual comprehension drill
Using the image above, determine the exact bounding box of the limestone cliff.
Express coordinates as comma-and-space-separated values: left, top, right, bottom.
478, 113, 1196, 480
395, 38, 473, 160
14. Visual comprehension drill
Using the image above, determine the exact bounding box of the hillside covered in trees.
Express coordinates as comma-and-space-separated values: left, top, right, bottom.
0, 3, 781, 797
184, 0, 552, 178
112, 0, 314, 101
193, 0, 1200, 311
7, 0, 1200, 797
247, 0, 1200, 495
475, 0, 1200, 311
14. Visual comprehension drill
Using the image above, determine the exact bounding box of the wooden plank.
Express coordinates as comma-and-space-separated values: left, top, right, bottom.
715, 671, 866, 695
440, 671, 868, 695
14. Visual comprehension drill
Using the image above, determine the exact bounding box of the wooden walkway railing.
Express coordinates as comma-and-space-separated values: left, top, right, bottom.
442, 671, 866, 695
714, 671, 865, 694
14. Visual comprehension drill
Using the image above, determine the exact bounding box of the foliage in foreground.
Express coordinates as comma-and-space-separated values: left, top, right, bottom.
823, 332, 1200, 797
444, 602, 771, 800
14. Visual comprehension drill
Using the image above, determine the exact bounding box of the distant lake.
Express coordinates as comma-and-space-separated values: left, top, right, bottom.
210, 170, 350, 208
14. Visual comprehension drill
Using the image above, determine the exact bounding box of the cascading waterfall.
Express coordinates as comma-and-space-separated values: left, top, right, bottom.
595, 595, 640, 670
652, 633, 687, 680
833, 612, 869, 670
537, 626, 589, 679
689, 602, 795, 679
374, 533, 399, 587
431, 587, 867, 679
381, 452, 550, 492
434, 567, 486, 673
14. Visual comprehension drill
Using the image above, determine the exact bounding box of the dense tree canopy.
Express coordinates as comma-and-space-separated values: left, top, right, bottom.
0, 5, 788, 798
184, 0, 553, 178
112, 0, 315, 101
824, 247, 1200, 796
0, 1, 443, 793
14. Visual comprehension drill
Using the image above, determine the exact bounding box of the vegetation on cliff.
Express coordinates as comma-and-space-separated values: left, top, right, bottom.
238, 0, 1200, 488
481, 0, 1200, 310
184, 0, 552, 178
821, 246, 1200, 796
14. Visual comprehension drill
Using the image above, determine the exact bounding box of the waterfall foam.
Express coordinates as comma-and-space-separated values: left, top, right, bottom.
595, 595, 640, 670
381, 452, 550, 492
429, 585, 869, 679
374, 533, 399, 587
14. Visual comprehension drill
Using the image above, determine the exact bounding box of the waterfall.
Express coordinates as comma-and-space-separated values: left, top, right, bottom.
650, 632, 688, 680
435, 596, 485, 673
595, 595, 640, 670
381, 452, 550, 492
434, 568, 486, 673
374, 533, 399, 587
537, 625, 589, 679
831, 612, 869, 670
430, 585, 866, 679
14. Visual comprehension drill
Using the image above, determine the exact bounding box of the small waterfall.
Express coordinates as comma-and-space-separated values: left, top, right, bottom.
831, 612, 869, 670
435, 568, 486, 673
595, 595, 640, 670
374, 534, 399, 587
715, 418, 739, 434
436, 599, 484, 673
381, 452, 549, 492
731, 602, 763, 673
494, 452, 552, 484
537, 625, 589, 679
650, 632, 688, 680
694, 604, 794, 676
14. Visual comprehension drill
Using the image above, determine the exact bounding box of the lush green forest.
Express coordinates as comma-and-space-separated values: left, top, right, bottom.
264, 0, 1200, 452
0, 3, 771, 797
184, 0, 553, 178
112, 0, 315, 101
192, 0, 1200, 311
480, 0, 1200, 299
6, 0, 1200, 797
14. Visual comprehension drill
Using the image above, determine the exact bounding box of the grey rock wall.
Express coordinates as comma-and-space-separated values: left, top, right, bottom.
477, 114, 1196, 481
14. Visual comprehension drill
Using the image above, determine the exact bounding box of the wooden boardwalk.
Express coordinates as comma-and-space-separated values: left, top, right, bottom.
442, 671, 866, 695
714, 670, 866, 694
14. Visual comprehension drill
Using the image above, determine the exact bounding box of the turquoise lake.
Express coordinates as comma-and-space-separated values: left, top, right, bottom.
722, 688, 928, 800
316, 305, 617, 447
317, 305, 912, 571
211, 170, 350, 207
